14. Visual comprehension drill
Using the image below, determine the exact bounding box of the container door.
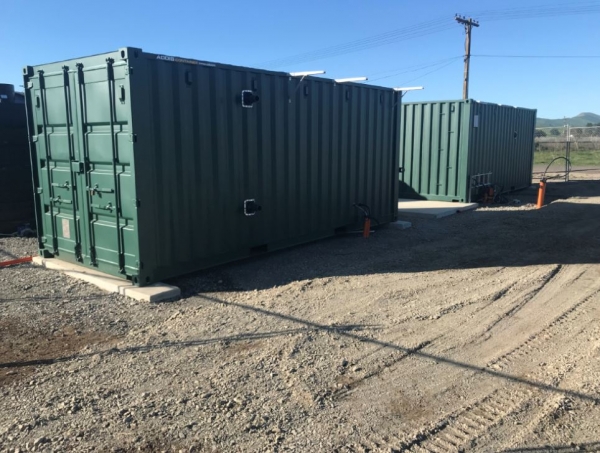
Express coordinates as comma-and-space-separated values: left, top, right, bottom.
72, 59, 138, 278
32, 66, 87, 262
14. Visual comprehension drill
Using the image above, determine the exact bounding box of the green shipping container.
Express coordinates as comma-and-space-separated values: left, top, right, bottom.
0, 85, 35, 234
24, 47, 400, 286
399, 100, 536, 202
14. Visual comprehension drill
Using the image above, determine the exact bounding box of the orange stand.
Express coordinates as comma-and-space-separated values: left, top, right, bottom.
362, 218, 371, 238
536, 179, 547, 209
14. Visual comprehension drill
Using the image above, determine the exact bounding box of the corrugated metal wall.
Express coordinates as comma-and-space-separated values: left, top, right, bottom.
131, 50, 400, 283
399, 101, 469, 201
468, 102, 536, 198
0, 100, 35, 233
26, 47, 400, 285
400, 100, 536, 202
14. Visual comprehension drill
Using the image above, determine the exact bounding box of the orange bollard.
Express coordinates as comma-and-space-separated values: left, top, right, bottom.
362, 218, 371, 238
536, 179, 547, 209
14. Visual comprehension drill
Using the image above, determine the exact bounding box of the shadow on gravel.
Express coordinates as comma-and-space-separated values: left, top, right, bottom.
190, 295, 600, 404
3, 292, 599, 406
171, 180, 600, 294
0, 295, 108, 304
0, 324, 377, 369
501, 441, 600, 452
0, 316, 117, 387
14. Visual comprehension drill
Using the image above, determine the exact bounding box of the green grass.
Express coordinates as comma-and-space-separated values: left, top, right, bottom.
534, 149, 600, 167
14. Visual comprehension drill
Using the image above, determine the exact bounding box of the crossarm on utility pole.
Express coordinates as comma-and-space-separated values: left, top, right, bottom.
455, 15, 479, 100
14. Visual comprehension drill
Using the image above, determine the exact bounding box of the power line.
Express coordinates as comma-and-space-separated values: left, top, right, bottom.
258, 19, 455, 68
256, 1, 600, 69
470, 1, 600, 21
473, 54, 600, 59
387, 58, 462, 86
369, 56, 463, 82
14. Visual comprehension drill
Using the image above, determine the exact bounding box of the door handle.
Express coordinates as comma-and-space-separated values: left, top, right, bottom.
52, 181, 71, 189
51, 196, 72, 205
90, 202, 114, 211
88, 185, 114, 195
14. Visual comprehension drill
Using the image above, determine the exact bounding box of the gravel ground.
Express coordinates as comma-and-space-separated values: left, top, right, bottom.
1, 180, 600, 452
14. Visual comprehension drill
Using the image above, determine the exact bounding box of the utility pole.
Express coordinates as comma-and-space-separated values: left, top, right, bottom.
455, 15, 479, 100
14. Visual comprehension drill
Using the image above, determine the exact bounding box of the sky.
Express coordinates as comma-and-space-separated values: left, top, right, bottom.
1, 0, 599, 119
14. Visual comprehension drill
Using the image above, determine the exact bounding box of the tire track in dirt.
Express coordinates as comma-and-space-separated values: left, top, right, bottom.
419, 266, 562, 326
378, 275, 499, 317
476, 265, 565, 339
332, 340, 434, 401
337, 267, 592, 446
486, 327, 600, 451
396, 345, 589, 453
487, 286, 600, 372
375, 269, 600, 452
459, 323, 600, 452
434, 267, 559, 324
401, 387, 533, 453
429, 269, 542, 320
480, 386, 574, 452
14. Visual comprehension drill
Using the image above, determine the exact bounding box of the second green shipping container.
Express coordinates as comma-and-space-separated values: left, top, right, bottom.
399, 100, 537, 202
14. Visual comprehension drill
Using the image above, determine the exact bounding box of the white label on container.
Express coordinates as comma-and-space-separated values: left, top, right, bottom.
62, 218, 71, 239
474, 115, 479, 128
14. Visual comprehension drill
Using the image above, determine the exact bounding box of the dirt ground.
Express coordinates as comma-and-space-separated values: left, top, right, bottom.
1, 177, 600, 453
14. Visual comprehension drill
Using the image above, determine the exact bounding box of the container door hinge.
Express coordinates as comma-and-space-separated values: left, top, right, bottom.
89, 247, 97, 266
36, 187, 43, 194
135, 199, 141, 208
74, 244, 83, 261
27, 81, 34, 90
399, 167, 404, 173
76, 63, 85, 83
129, 134, 137, 143
32, 135, 39, 143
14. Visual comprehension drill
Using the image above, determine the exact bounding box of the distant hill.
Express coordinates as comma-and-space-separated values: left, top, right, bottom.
537, 112, 600, 128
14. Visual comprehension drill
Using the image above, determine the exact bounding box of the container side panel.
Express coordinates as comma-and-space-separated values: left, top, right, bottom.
467, 102, 536, 201
132, 55, 399, 284
0, 102, 35, 234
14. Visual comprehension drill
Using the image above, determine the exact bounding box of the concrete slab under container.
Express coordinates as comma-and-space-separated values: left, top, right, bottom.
32, 257, 180, 302
397, 199, 478, 219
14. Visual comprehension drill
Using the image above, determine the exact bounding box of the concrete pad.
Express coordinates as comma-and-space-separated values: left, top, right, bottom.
398, 199, 478, 219
389, 220, 412, 230
32, 256, 180, 302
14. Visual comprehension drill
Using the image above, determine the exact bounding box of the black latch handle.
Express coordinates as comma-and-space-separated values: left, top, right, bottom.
244, 199, 262, 216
